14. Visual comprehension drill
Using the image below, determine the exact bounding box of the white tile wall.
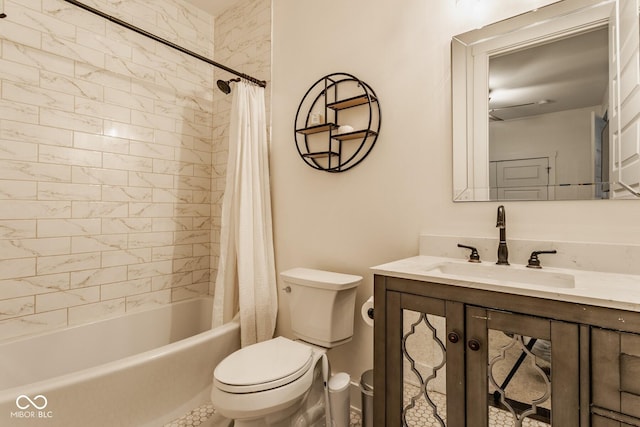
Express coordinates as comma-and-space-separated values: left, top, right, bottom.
0, 0, 271, 341
0, 0, 220, 340
210, 0, 271, 295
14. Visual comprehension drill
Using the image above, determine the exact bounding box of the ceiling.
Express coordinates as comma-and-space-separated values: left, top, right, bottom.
488, 26, 609, 121
182, 0, 240, 16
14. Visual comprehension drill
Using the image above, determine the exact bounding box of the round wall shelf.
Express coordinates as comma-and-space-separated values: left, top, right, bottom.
294, 72, 381, 172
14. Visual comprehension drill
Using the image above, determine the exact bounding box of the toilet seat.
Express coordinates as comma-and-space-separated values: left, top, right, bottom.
214, 337, 313, 393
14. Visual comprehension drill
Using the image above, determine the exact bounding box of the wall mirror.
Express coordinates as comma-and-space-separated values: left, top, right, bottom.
452, 0, 640, 201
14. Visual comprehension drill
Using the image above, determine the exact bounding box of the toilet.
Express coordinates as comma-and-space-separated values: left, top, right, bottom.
211, 268, 362, 426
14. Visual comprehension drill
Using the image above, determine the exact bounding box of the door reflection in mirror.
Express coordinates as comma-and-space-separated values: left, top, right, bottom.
488, 27, 609, 201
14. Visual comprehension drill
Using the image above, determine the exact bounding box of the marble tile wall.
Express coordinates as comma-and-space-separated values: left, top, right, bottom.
209, 0, 271, 294
0, 0, 217, 340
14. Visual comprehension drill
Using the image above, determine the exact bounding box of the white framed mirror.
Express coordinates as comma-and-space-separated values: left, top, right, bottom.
452, 0, 640, 201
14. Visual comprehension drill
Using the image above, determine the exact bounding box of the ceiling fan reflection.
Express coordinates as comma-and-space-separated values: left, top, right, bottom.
489, 99, 555, 121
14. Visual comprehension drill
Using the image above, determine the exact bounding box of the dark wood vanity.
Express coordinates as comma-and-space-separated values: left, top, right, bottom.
373, 274, 640, 426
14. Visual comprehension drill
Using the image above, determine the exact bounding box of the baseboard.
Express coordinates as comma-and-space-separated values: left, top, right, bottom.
349, 380, 363, 412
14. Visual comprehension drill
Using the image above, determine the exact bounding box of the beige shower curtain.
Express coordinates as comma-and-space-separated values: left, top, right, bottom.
212, 80, 277, 347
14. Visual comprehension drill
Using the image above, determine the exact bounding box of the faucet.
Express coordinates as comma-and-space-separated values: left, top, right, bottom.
496, 205, 509, 265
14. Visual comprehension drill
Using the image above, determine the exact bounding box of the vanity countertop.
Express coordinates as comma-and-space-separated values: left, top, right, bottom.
372, 255, 640, 313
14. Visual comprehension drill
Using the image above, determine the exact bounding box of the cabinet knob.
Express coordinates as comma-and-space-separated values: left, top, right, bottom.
447, 332, 460, 343
468, 339, 481, 351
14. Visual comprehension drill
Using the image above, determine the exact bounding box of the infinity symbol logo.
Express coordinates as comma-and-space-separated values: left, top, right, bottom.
15, 395, 48, 410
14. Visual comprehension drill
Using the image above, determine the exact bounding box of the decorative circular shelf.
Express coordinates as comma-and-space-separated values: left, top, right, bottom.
294, 72, 381, 172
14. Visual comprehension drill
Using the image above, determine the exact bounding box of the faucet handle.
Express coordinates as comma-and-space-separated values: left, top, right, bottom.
526, 250, 557, 269
458, 244, 481, 263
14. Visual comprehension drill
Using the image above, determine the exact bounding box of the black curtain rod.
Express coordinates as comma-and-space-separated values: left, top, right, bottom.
59, 0, 267, 88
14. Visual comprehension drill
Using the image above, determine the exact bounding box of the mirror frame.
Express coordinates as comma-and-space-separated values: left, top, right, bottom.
452, 0, 616, 201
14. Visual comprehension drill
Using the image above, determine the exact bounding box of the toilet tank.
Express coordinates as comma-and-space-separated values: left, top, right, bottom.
280, 268, 362, 348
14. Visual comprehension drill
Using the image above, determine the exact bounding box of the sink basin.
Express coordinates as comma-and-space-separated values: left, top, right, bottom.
425, 261, 576, 288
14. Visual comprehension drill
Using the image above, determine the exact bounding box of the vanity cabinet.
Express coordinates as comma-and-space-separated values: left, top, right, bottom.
373, 275, 640, 427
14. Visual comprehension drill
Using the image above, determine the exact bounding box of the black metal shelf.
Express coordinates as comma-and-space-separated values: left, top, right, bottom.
332, 129, 378, 141
302, 151, 339, 159
295, 123, 339, 135
294, 72, 381, 173
327, 94, 378, 111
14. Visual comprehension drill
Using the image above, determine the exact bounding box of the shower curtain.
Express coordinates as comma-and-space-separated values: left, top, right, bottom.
212, 80, 277, 347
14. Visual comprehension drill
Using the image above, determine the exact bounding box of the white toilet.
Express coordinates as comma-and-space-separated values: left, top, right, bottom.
211, 268, 362, 426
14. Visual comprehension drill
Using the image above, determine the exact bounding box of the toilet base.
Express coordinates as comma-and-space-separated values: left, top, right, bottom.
231, 392, 306, 427
214, 358, 326, 427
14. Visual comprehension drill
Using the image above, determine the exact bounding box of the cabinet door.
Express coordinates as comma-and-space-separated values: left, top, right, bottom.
380, 291, 465, 426
466, 307, 580, 427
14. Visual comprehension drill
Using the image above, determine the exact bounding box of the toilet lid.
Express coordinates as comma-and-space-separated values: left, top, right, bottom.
214, 337, 313, 393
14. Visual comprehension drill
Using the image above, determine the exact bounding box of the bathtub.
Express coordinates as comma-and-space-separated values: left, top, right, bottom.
0, 297, 240, 427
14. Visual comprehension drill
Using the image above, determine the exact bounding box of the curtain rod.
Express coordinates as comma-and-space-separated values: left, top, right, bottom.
60, 0, 267, 88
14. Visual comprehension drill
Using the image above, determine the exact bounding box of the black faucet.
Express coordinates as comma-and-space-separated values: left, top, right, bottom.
458, 243, 481, 263
496, 205, 509, 265
527, 250, 557, 268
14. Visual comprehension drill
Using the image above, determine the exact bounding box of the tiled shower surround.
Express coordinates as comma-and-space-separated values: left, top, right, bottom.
0, 0, 271, 340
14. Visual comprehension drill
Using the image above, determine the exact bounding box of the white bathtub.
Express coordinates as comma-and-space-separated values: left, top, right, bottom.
0, 297, 240, 427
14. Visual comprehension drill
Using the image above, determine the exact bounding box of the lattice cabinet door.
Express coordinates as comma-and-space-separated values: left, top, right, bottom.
379, 290, 465, 426
465, 307, 580, 427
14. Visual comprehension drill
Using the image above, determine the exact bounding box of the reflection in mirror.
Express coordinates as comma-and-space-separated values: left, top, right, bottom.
402, 309, 448, 425
488, 330, 551, 426
489, 26, 609, 201
452, 0, 640, 201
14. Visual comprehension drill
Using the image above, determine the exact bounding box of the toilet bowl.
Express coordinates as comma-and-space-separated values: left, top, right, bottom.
211, 268, 362, 426
212, 337, 325, 425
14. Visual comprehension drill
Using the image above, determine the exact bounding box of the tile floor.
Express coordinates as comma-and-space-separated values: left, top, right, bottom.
166, 385, 549, 426
164, 403, 362, 427
164, 404, 216, 427
402, 385, 549, 427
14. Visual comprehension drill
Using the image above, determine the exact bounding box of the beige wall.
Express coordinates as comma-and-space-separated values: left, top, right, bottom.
271, 0, 640, 382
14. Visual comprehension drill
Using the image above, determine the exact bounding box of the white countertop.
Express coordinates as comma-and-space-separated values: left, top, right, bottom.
372, 255, 640, 313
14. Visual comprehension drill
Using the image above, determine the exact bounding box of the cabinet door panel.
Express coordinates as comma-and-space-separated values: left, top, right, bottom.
444, 300, 465, 426
381, 290, 465, 426
466, 306, 489, 427
401, 308, 448, 425
550, 320, 580, 427
621, 332, 640, 355
487, 309, 551, 340
621, 331, 640, 419
620, 354, 640, 396
592, 327, 622, 411
467, 306, 553, 427
467, 307, 579, 427
384, 291, 403, 426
